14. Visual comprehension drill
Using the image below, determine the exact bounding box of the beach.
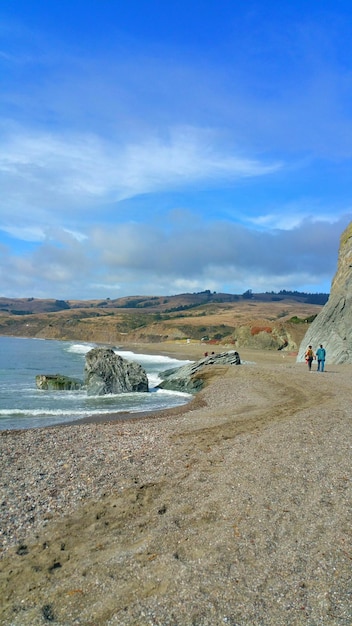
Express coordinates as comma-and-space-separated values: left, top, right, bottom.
0, 344, 351, 625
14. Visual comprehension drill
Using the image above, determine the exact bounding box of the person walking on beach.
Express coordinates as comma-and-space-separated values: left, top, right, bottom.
305, 345, 315, 371
316, 344, 326, 372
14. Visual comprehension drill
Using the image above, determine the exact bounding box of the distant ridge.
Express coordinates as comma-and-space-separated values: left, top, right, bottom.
0, 290, 329, 316
0, 289, 326, 352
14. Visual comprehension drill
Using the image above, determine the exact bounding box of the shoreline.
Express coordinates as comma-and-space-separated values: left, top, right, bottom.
0, 338, 239, 432
57, 341, 232, 428
1, 345, 351, 624
53, 395, 204, 428
63, 343, 295, 428
0, 338, 204, 433
41, 344, 264, 430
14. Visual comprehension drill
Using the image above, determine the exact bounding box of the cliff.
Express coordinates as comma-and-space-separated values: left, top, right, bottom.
297, 222, 352, 363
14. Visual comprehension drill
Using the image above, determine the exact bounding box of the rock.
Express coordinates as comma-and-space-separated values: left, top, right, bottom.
36, 374, 83, 390
158, 350, 241, 393
297, 221, 352, 363
84, 347, 149, 395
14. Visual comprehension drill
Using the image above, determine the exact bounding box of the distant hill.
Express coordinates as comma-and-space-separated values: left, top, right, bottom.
0, 290, 329, 316
0, 290, 328, 352
0, 297, 70, 315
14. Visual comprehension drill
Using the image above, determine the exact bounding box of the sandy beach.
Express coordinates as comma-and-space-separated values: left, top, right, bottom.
0, 344, 351, 625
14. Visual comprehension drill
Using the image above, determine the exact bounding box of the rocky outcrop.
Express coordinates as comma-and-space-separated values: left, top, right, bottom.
158, 350, 241, 393
36, 374, 83, 390
84, 347, 149, 395
297, 222, 352, 363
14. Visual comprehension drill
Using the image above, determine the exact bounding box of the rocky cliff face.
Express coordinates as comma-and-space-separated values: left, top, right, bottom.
297, 222, 352, 363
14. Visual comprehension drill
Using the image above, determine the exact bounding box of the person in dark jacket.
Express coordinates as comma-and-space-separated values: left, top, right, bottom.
305, 345, 315, 371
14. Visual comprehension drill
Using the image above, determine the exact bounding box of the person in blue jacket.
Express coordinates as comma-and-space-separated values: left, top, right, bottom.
316, 344, 326, 372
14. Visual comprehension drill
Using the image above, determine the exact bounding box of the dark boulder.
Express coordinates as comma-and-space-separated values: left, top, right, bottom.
84, 347, 149, 395
36, 374, 83, 390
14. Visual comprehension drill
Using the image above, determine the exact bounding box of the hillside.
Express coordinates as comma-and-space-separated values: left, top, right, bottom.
0, 289, 328, 315
0, 291, 327, 352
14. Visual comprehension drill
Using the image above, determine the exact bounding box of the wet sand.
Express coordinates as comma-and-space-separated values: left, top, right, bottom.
0, 344, 351, 625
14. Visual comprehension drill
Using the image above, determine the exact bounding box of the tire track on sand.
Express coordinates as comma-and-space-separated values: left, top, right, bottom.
170, 364, 334, 449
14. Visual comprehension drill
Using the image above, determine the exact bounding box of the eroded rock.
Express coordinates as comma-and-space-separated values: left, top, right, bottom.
36, 374, 83, 390
84, 347, 149, 395
158, 350, 241, 392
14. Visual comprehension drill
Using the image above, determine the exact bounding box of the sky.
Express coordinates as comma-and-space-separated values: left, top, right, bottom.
1, 0, 352, 300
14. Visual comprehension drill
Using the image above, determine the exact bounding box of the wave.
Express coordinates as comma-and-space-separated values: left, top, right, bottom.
66, 342, 97, 355
0, 338, 193, 430
0, 407, 152, 417
66, 342, 192, 368
116, 349, 191, 367
0, 387, 191, 416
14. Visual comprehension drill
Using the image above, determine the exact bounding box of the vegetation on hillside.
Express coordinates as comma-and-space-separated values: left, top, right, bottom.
0, 290, 326, 352
0, 289, 329, 317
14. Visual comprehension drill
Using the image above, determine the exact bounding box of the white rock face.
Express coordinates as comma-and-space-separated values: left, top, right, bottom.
297, 222, 352, 364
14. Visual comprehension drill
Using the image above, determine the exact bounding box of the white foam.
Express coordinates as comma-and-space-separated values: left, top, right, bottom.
66, 342, 96, 355
116, 349, 191, 368
66, 344, 192, 369
155, 388, 191, 398
0, 338, 194, 430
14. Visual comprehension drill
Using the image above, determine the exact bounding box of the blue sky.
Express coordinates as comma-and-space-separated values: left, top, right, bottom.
1, 0, 351, 299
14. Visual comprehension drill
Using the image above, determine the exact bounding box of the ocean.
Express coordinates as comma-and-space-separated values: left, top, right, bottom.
0, 337, 192, 430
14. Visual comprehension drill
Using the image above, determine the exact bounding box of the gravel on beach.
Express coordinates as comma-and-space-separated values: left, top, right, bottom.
0, 350, 351, 625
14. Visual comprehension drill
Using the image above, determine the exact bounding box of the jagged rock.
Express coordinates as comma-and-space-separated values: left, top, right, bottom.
36, 374, 83, 390
297, 222, 352, 363
158, 350, 241, 393
84, 347, 149, 395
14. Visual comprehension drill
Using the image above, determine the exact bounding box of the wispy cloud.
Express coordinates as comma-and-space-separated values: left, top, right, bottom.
247, 206, 347, 231
0, 125, 282, 245
1, 2, 352, 299
0, 126, 281, 209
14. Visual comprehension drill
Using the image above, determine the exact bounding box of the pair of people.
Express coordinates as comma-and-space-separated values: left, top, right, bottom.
305, 344, 326, 371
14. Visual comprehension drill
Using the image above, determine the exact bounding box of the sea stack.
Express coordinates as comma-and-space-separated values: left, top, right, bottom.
297, 221, 352, 363
84, 347, 149, 395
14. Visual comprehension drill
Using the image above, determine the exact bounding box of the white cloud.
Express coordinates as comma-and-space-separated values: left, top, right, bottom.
0, 224, 87, 245
0, 125, 282, 222
0, 203, 349, 299
61, 228, 88, 242
0, 225, 46, 242
91, 282, 121, 291
247, 208, 346, 231
249, 213, 306, 231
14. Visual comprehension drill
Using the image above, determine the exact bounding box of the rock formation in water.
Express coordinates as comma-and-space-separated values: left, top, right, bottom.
36, 374, 83, 390
158, 350, 241, 393
297, 222, 352, 363
84, 347, 149, 395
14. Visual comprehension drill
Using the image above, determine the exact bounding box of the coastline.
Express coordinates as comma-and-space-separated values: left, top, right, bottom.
1, 343, 351, 625
0, 338, 203, 432
60, 340, 208, 429
55, 342, 258, 428
67, 343, 294, 428
62, 341, 231, 427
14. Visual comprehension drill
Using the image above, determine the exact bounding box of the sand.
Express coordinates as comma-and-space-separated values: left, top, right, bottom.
0, 344, 351, 625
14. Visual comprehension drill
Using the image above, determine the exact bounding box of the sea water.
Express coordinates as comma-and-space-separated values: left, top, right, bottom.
0, 337, 192, 430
